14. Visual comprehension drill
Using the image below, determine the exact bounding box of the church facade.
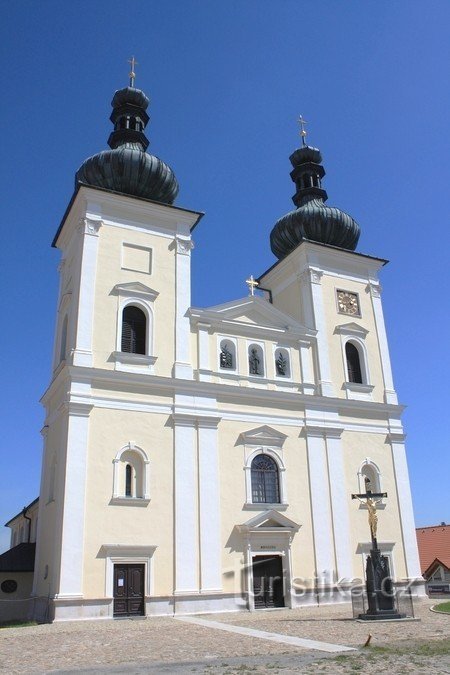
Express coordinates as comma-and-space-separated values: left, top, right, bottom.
29, 83, 423, 622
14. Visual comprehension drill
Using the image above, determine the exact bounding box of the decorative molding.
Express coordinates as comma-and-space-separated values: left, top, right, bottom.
79, 218, 102, 237
302, 424, 343, 439
334, 322, 369, 338
242, 503, 288, 511
174, 236, 195, 255
59, 401, 93, 417
366, 281, 382, 298
111, 282, 159, 302
238, 425, 287, 448
109, 497, 150, 507
172, 412, 222, 428
387, 432, 407, 443
237, 509, 300, 533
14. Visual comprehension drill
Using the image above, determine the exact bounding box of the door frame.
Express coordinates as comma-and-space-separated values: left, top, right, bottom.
252, 554, 285, 609
244, 534, 294, 611
113, 563, 146, 617
100, 544, 157, 617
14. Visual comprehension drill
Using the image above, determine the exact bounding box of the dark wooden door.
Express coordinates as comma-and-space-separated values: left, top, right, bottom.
252, 555, 285, 609
113, 564, 145, 617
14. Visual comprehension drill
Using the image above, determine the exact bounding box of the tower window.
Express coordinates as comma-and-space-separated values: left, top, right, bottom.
121, 306, 146, 354
251, 454, 280, 504
59, 315, 68, 363
345, 342, 363, 383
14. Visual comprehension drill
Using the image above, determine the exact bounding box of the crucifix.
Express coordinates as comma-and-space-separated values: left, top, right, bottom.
298, 115, 308, 146
246, 275, 259, 296
128, 56, 138, 87
352, 477, 387, 549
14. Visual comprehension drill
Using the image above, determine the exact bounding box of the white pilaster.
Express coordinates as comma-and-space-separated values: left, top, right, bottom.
57, 402, 92, 598
299, 268, 334, 397
298, 339, 316, 395
367, 282, 398, 404
173, 415, 198, 593
174, 237, 194, 379
197, 322, 212, 382
304, 426, 335, 584
72, 218, 102, 367
389, 433, 422, 579
325, 429, 353, 580
198, 417, 222, 592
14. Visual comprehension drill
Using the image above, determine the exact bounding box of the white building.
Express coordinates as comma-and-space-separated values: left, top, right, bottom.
3, 82, 424, 622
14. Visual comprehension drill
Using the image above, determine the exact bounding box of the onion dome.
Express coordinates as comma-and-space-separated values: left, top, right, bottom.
270, 144, 360, 260
75, 86, 179, 204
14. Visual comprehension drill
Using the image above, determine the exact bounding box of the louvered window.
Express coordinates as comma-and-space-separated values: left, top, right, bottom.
346, 342, 363, 383
121, 306, 146, 354
251, 455, 280, 504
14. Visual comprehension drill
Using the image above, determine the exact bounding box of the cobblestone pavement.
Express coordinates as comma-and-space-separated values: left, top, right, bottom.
0, 598, 448, 674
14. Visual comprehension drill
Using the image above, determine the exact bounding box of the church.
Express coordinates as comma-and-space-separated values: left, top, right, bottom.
3, 74, 424, 622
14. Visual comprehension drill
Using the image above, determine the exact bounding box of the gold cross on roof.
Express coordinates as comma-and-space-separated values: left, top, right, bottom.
298, 115, 307, 146
128, 56, 138, 87
246, 275, 259, 296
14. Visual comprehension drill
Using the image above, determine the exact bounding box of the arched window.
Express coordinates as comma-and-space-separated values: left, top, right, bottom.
121, 306, 146, 354
274, 348, 290, 378
125, 464, 133, 497
112, 444, 150, 503
345, 342, 363, 383
248, 344, 264, 377
59, 315, 68, 363
251, 455, 280, 503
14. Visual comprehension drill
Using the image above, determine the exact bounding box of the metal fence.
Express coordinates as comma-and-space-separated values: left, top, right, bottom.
351, 585, 414, 619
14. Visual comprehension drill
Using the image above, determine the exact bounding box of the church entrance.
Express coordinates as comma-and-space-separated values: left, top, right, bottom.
113, 564, 145, 617
252, 555, 285, 609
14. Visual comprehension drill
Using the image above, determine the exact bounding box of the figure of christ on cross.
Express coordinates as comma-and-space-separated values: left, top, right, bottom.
351, 477, 387, 550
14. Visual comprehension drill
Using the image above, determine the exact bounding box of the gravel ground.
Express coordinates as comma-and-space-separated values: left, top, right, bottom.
0, 598, 448, 674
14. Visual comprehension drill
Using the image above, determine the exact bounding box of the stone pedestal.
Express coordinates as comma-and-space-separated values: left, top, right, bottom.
358, 547, 405, 620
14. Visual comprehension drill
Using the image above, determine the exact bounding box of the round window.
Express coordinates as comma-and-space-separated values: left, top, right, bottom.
1, 579, 17, 594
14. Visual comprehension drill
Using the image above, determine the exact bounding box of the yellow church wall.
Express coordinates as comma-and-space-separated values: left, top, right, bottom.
82, 407, 174, 598
91, 224, 176, 377
271, 281, 303, 324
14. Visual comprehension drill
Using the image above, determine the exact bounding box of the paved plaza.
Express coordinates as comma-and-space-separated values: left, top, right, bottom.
0, 599, 449, 674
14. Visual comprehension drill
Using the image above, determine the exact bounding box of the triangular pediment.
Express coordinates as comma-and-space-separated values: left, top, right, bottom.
334, 322, 369, 337
237, 509, 300, 533
190, 296, 315, 337
238, 425, 287, 448
111, 282, 159, 301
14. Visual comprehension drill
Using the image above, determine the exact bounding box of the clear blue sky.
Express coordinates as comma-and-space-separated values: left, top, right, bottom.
1, 1, 449, 553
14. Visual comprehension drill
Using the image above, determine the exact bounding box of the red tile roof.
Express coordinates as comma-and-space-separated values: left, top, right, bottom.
416, 524, 450, 576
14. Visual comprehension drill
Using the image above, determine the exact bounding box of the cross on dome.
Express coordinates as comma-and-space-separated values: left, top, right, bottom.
297, 115, 307, 146
128, 56, 138, 87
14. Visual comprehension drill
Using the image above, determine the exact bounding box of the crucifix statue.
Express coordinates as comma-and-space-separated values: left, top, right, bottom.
351, 479, 404, 619
351, 477, 387, 549
128, 56, 138, 87
246, 275, 259, 296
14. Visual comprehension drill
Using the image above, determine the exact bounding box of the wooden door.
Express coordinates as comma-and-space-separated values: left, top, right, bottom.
113, 564, 145, 617
252, 555, 285, 609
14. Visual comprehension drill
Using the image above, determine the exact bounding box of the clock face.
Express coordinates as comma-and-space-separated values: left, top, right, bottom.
337, 290, 360, 316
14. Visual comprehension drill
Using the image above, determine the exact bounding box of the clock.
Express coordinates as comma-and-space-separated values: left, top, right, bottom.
337, 290, 360, 317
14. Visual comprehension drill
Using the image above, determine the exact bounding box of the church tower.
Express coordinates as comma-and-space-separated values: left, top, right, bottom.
31, 80, 423, 622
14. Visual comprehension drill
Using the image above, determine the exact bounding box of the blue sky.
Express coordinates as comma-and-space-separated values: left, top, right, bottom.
1, 1, 449, 553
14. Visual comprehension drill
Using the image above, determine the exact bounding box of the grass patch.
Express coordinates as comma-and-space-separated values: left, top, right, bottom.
0, 620, 38, 629
434, 601, 450, 613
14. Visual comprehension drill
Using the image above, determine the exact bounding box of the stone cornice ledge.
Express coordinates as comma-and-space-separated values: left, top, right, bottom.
44, 365, 406, 418
172, 412, 222, 427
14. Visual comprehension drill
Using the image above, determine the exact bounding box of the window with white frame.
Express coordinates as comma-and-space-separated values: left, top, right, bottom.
359, 461, 382, 494
112, 283, 158, 373
112, 443, 150, 504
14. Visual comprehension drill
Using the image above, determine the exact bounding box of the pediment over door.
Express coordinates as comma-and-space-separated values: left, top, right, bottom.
237, 509, 300, 534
